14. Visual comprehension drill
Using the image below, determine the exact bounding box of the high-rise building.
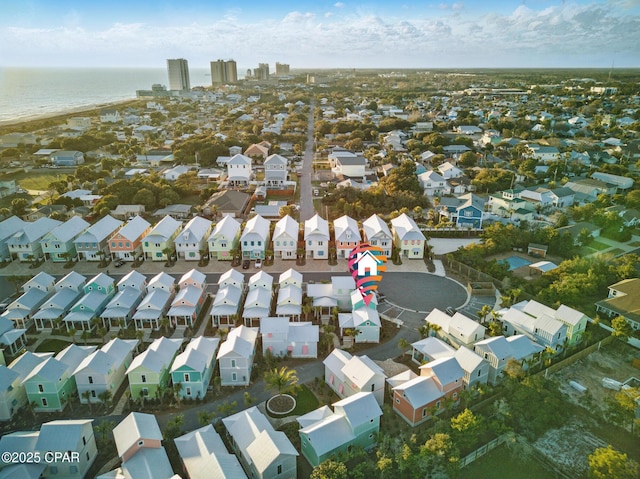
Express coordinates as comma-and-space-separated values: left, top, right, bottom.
275, 62, 290, 75
210, 59, 238, 85
167, 58, 191, 91
253, 63, 270, 80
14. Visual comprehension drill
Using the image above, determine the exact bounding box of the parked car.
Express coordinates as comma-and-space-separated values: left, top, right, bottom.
445, 306, 456, 316
255, 258, 262, 269
242, 259, 250, 269
114, 259, 125, 268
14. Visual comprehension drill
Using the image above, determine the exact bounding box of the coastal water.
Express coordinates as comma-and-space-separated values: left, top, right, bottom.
0, 67, 212, 124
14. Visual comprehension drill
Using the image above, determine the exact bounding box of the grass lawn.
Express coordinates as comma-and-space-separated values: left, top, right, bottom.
3, 168, 77, 191
458, 446, 554, 479
290, 384, 320, 415
588, 240, 610, 251
35, 338, 71, 354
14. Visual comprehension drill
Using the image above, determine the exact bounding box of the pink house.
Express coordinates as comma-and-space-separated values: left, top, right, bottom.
109, 216, 151, 261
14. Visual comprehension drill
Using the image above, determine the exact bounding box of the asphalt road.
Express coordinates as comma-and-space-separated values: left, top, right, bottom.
299, 100, 316, 222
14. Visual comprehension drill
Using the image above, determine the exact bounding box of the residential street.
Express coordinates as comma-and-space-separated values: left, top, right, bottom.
299, 99, 316, 222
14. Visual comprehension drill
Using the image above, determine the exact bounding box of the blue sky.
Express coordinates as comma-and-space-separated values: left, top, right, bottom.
1, 0, 639, 68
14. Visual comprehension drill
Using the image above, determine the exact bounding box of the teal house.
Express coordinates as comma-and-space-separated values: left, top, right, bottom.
22, 344, 95, 412
40, 216, 89, 262
298, 391, 382, 467
170, 336, 220, 400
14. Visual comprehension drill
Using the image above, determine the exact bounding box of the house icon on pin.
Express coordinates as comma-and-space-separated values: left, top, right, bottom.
354, 249, 383, 276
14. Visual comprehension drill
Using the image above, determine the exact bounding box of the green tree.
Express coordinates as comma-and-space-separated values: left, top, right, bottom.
398, 338, 411, 358
264, 366, 300, 397
197, 410, 216, 426
588, 445, 638, 479
98, 390, 113, 412
94, 420, 115, 445
11, 197, 29, 217
310, 459, 348, 479
611, 316, 633, 341
81, 390, 93, 413
163, 414, 184, 440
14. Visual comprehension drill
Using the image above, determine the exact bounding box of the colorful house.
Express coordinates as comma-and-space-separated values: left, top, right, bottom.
97, 412, 174, 479
23, 344, 95, 412
7, 217, 62, 262
390, 213, 425, 259
217, 326, 258, 387
142, 215, 182, 261
390, 357, 464, 426
208, 215, 241, 261
438, 193, 485, 229
133, 272, 175, 331
74, 214, 122, 261
74, 338, 138, 404
298, 392, 382, 467
167, 270, 207, 328
39, 216, 89, 262
64, 273, 115, 332
338, 289, 381, 343
362, 214, 392, 258
333, 215, 361, 259
170, 336, 220, 400
108, 215, 151, 261
3, 352, 52, 420
0, 215, 26, 262
126, 337, 182, 401
241, 214, 270, 260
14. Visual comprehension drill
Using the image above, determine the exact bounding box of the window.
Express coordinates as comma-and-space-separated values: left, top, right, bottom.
371, 384, 375, 392
118, 242, 123, 247
38, 384, 44, 392
82, 436, 86, 445
184, 373, 190, 382
231, 359, 236, 368
232, 372, 237, 381
142, 388, 148, 396
436, 400, 441, 409
277, 465, 282, 474
369, 433, 374, 439
318, 241, 323, 246
186, 387, 191, 396
395, 398, 400, 404
111, 242, 115, 247
42, 398, 48, 407
422, 408, 428, 417
91, 390, 96, 397
138, 440, 144, 447
141, 375, 147, 383
477, 369, 482, 377
88, 376, 93, 384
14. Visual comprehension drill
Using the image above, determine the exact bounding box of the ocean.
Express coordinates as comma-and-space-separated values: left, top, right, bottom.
0, 67, 213, 124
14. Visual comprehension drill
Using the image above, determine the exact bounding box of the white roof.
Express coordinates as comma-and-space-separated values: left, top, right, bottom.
425, 309, 485, 339
144, 215, 181, 241
342, 355, 386, 388
420, 356, 464, 385
36, 419, 93, 452
217, 326, 258, 359
362, 214, 392, 240
0, 365, 19, 392
411, 337, 456, 360
393, 375, 443, 407
332, 275, 356, 291
148, 272, 175, 291
113, 412, 163, 457
386, 369, 418, 389
390, 213, 425, 241
273, 215, 299, 240
218, 268, 244, 288
171, 336, 220, 373
44, 216, 89, 242
278, 268, 302, 287
177, 216, 212, 244
333, 391, 382, 429
126, 337, 181, 374
134, 289, 171, 317
118, 269, 147, 290
174, 425, 247, 479
212, 285, 242, 308
555, 304, 587, 326
277, 284, 302, 306
248, 270, 273, 290
75, 215, 122, 243
264, 153, 287, 166
8, 351, 53, 380
22, 357, 67, 383
243, 287, 272, 312
121, 446, 175, 479
0, 216, 26, 242
304, 214, 329, 239
179, 268, 206, 287
453, 346, 486, 372
333, 215, 361, 243
55, 344, 97, 371
241, 214, 270, 241
115, 215, 150, 241
8, 217, 62, 244
208, 215, 241, 242
323, 348, 352, 381
227, 153, 251, 165
55, 271, 86, 291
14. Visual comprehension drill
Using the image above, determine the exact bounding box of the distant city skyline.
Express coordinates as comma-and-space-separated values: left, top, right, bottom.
1, 0, 639, 69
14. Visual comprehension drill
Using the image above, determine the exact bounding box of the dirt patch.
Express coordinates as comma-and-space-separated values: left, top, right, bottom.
533, 421, 607, 477
550, 342, 640, 409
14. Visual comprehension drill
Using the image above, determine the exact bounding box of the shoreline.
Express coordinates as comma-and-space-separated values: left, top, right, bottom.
0, 98, 144, 131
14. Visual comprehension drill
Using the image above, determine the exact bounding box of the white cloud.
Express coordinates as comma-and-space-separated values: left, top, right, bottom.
334, 2, 345, 7
0, 2, 638, 68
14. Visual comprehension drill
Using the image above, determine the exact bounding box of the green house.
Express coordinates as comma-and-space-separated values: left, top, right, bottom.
298, 391, 382, 468
126, 337, 182, 400
170, 337, 220, 400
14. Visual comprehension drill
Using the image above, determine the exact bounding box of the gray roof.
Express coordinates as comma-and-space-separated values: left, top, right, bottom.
113, 412, 163, 458
115, 215, 151, 241
177, 216, 212, 244
8, 217, 62, 244
44, 216, 89, 243
36, 419, 93, 452
144, 215, 182, 241
74, 215, 122, 243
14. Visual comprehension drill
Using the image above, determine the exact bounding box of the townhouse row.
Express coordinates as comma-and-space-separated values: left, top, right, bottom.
0, 210, 428, 264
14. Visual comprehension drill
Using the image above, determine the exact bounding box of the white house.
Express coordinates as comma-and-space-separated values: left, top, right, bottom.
304, 214, 330, 259
264, 154, 288, 188
390, 213, 426, 259
260, 317, 319, 358
418, 170, 448, 196
227, 154, 252, 187
175, 216, 213, 261
241, 215, 270, 260
425, 309, 486, 349
474, 335, 544, 384
272, 215, 299, 260
323, 349, 387, 406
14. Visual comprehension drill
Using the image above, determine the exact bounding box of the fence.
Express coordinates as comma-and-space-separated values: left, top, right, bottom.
459, 433, 509, 468
542, 335, 616, 377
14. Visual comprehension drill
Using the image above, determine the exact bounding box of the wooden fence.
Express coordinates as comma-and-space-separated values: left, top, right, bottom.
459, 433, 509, 468
542, 335, 616, 377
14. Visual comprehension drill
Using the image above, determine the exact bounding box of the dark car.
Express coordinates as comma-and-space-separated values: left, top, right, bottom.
445, 306, 456, 316
114, 259, 125, 268
242, 259, 250, 269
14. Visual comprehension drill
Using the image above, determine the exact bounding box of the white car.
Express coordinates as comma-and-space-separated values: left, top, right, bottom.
255, 258, 263, 269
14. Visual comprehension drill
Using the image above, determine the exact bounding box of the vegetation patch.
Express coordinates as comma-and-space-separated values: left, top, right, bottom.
35, 338, 71, 353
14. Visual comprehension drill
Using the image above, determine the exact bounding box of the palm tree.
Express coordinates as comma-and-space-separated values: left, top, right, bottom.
98, 390, 113, 412
80, 329, 91, 346
94, 420, 115, 445
135, 329, 145, 344
138, 389, 146, 408
418, 323, 432, 339
159, 316, 171, 335
477, 305, 493, 325
173, 382, 183, 406
398, 338, 411, 358
264, 366, 300, 398
81, 390, 93, 413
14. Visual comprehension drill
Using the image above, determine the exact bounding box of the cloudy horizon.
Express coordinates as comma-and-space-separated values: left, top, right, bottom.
1, 0, 639, 69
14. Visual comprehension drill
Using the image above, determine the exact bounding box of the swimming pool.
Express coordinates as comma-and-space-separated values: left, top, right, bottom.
501, 256, 532, 271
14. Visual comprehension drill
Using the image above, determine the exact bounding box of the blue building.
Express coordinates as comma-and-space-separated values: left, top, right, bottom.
50, 150, 84, 166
